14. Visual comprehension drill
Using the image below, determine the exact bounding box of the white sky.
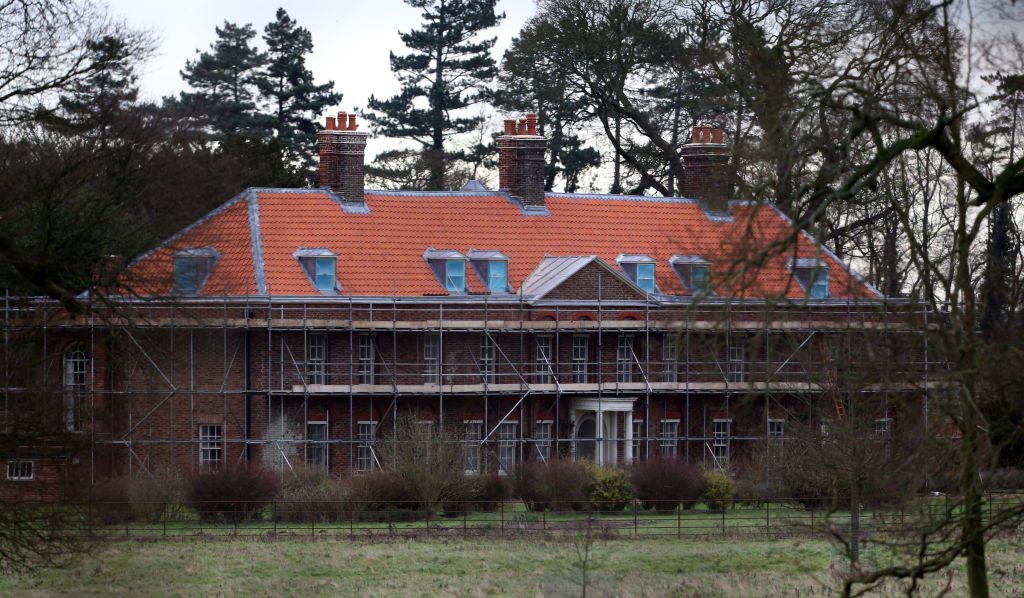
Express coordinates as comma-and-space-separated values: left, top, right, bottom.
106, 0, 540, 158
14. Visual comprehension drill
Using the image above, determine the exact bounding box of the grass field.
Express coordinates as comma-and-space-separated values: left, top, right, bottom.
3, 536, 1024, 597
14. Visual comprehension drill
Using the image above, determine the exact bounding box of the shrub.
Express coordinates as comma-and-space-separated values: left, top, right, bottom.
589, 467, 634, 511
630, 459, 702, 512
514, 459, 594, 512
984, 467, 1024, 491
275, 467, 350, 523
128, 470, 188, 523
701, 471, 735, 512
186, 466, 279, 523
347, 470, 422, 521
448, 474, 511, 513
733, 477, 779, 508
87, 477, 132, 524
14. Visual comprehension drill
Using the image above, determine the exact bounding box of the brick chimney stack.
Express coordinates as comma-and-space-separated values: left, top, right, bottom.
496, 113, 546, 208
681, 126, 730, 214
318, 111, 368, 202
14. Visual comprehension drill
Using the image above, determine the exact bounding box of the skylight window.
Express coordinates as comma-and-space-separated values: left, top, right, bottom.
790, 258, 830, 299
616, 254, 658, 294
294, 248, 338, 294
669, 255, 713, 296
172, 248, 218, 295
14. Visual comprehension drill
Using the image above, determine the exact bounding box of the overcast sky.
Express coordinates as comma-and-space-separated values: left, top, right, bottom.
106, 0, 540, 157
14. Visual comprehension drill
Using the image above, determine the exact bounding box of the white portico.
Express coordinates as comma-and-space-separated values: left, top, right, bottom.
569, 397, 638, 466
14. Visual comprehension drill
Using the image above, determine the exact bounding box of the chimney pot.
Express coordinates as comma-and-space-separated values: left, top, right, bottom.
317, 110, 368, 202
497, 112, 547, 208
526, 113, 538, 136
681, 124, 731, 214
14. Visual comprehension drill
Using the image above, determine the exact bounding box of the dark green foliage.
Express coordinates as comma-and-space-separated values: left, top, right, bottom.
258, 8, 342, 179
629, 458, 703, 512
186, 467, 279, 523
498, 19, 601, 192
365, 0, 503, 190
178, 21, 267, 139
513, 459, 593, 512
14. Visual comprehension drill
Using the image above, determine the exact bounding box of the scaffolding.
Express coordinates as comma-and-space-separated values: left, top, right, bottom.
0, 290, 938, 486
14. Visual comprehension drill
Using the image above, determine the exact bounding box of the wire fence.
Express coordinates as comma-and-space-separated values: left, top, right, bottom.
17, 494, 1018, 541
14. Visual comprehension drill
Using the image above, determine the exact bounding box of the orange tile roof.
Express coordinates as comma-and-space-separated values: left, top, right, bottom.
127, 188, 878, 301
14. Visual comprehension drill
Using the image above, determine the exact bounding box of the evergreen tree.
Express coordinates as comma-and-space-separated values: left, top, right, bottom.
365, 0, 503, 190
178, 21, 267, 139
42, 35, 140, 145
258, 8, 342, 180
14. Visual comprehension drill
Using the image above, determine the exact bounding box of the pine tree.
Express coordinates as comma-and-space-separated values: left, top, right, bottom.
258, 8, 342, 180
365, 0, 503, 190
178, 21, 267, 139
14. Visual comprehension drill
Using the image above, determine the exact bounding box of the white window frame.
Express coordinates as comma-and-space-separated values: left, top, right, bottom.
727, 338, 746, 383
768, 419, 784, 461
691, 264, 710, 293
63, 344, 87, 432
497, 421, 517, 474
487, 260, 508, 292
358, 334, 375, 385
480, 335, 496, 384
535, 335, 553, 384
659, 419, 679, 458
6, 460, 34, 481
306, 421, 328, 471
617, 334, 634, 383
571, 335, 589, 384
875, 417, 893, 435
464, 420, 482, 474
663, 337, 678, 383
445, 259, 466, 292
356, 421, 377, 471
632, 419, 644, 460
313, 256, 336, 292
199, 424, 223, 467
636, 262, 656, 293
423, 333, 440, 384
307, 332, 327, 385
534, 420, 553, 462
712, 419, 731, 471
810, 269, 829, 299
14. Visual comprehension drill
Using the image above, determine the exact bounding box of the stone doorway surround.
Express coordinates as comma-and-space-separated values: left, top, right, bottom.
569, 397, 637, 466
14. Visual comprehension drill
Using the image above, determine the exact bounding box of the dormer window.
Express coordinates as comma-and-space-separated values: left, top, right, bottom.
424, 249, 469, 293
617, 254, 658, 294
446, 259, 465, 292
468, 250, 510, 293
173, 248, 218, 295
294, 248, 338, 294
790, 258, 830, 299
670, 255, 712, 295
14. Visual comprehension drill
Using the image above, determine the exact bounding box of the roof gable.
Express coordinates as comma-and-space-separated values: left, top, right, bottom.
522, 256, 649, 301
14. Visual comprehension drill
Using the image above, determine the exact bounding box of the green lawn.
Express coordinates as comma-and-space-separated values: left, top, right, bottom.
4, 536, 1024, 597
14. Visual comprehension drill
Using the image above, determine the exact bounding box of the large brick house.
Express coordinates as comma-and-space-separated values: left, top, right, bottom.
1, 113, 928, 500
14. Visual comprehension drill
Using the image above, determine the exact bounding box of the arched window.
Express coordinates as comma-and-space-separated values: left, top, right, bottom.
63, 344, 87, 432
